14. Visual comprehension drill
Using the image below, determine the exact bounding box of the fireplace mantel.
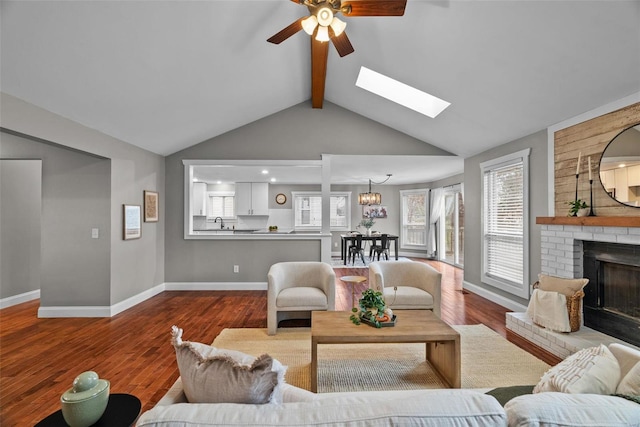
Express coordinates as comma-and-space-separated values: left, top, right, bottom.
536, 217, 640, 227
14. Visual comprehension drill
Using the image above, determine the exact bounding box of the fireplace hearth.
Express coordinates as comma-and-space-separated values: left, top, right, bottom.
505, 221, 640, 358
583, 241, 640, 347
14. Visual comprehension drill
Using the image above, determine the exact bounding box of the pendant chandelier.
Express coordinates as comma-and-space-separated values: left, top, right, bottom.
358, 174, 392, 206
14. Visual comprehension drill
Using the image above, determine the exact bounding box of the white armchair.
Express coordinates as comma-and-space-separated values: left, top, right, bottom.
267, 262, 336, 335
369, 261, 442, 318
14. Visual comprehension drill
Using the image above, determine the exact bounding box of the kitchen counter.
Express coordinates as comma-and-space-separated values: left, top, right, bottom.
187, 229, 326, 240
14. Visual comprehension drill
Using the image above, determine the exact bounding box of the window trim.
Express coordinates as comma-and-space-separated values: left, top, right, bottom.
291, 191, 351, 232
399, 188, 429, 250
440, 184, 464, 268
480, 148, 530, 299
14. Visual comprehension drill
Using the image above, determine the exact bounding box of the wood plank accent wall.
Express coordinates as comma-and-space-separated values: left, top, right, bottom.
554, 102, 640, 217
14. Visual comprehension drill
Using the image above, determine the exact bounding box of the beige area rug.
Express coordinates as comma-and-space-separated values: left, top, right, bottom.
211, 325, 550, 393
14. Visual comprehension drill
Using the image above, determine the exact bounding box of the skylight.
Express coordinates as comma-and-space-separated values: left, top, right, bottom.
355, 66, 450, 118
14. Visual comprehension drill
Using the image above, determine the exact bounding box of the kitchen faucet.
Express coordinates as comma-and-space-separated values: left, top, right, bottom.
213, 217, 225, 229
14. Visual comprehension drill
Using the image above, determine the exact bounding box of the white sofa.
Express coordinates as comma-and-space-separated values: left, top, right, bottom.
135, 380, 639, 427
136, 380, 507, 426
136, 341, 640, 427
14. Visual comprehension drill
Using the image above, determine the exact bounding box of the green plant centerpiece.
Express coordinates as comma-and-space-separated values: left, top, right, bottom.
357, 218, 376, 236
349, 288, 393, 328
567, 199, 588, 216
357, 218, 375, 231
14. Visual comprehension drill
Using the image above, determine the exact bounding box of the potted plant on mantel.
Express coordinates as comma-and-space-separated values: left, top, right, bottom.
349, 289, 394, 328
567, 199, 589, 217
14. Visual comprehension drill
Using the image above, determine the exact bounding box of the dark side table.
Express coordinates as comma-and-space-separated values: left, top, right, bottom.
35, 393, 141, 427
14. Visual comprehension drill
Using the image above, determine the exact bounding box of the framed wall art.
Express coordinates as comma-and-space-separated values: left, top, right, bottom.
363, 205, 388, 219
144, 190, 159, 222
123, 204, 142, 240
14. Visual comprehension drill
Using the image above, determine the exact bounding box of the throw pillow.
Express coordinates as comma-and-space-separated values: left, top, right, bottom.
170, 325, 286, 404
537, 274, 589, 297
533, 344, 620, 394
616, 361, 640, 395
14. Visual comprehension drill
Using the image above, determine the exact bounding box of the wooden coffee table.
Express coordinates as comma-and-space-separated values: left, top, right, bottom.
310, 310, 460, 392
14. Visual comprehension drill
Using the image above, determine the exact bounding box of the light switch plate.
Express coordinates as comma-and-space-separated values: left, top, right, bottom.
91, 228, 99, 239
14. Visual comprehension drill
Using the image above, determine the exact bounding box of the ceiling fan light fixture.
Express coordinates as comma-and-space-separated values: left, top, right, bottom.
329, 17, 346, 36
316, 6, 334, 26
301, 15, 319, 35
315, 25, 330, 42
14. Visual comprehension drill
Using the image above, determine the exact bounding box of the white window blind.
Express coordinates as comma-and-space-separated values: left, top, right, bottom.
481, 149, 530, 299
208, 193, 235, 218
292, 192, 350, 230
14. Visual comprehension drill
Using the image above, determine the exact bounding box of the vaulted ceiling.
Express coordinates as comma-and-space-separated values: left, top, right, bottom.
1, 1, 639, 159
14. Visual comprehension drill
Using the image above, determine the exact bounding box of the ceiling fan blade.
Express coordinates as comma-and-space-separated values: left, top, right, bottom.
342, 0, 407, 16
267, 17, 305, 44
311, 38, 329, 108
330, 30, 354, 57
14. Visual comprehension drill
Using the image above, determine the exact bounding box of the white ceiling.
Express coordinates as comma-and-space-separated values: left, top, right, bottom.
1, 0, 639, 166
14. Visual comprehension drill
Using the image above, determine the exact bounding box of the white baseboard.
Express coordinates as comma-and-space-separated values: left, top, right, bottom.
38, 305, 112, 318
463, 280, 528, 312
164, 282, 267, 291
397, 251, 430, 259
0, 289, 40, 309
35, 282, 267, 317
110, 283, 165, 316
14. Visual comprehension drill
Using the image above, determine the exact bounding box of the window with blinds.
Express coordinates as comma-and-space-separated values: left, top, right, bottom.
481, 149, 530, 299
207, 193, 235, 218
292, 192, 350, 230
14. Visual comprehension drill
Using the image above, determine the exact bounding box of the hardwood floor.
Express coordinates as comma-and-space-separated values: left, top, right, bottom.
0, 260, 559, 426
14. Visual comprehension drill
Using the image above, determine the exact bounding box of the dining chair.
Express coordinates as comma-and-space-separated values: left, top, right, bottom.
348, 234, 366, 265
370, 234, 390, 261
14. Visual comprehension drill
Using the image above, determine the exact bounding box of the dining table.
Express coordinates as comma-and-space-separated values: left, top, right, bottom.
340, 234, 399, 265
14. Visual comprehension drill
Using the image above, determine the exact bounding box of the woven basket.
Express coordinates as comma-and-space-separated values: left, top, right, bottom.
532, 281, 585, 332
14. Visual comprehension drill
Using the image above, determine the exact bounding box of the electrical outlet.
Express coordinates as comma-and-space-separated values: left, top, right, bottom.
91, 228, 99, 239
334, 242, 338, 248
233, 265, 239, 273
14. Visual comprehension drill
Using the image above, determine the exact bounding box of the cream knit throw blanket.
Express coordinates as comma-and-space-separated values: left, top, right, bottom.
526, 288, 571, 332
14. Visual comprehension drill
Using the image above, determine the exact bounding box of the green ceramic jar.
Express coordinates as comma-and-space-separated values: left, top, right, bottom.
60, 371, 110, 427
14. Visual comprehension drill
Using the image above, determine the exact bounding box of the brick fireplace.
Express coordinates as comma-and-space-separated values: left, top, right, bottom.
506, 218, 640, 358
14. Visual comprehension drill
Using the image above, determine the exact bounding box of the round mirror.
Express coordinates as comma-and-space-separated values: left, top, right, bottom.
599, 124, 640, 207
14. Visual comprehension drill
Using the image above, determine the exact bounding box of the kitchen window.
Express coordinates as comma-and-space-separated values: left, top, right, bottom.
207, 192, 235, 219
292, 192, 351, 231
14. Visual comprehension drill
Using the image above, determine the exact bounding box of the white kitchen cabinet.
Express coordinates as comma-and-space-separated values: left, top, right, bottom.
600, 170, 615, 191
614, 168, 630, 202
192, 182, 207, 216
628, 165, 640, 187
236, 182, 269, 216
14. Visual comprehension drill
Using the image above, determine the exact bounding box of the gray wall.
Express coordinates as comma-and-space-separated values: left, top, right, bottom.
0, 159, 42, 299
1, 132, 112, 305
0, 93, 165, 308
165, 101, 452, 282
463, 130, 548, 306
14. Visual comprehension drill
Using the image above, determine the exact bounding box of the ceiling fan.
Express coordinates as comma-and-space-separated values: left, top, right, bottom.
267, 0, 407, 109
